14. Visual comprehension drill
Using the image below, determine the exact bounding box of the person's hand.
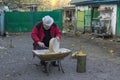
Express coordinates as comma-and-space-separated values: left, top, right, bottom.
56, 36, 60, 41
37, 41, 45, 47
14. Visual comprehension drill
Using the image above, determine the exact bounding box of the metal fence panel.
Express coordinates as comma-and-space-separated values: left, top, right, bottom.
5, 12, 34, 32
5, 10, 63, 32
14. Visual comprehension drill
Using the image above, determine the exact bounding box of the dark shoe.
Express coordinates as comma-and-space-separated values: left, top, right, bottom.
51, 61, 58, 67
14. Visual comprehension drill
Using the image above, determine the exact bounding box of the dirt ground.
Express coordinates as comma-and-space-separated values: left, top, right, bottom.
0, 32, 120, 80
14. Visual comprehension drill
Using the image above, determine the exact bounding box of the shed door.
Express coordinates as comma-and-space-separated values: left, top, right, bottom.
76, 11, 84, 32
117, 6, 120, 37
84, 9, 91, 32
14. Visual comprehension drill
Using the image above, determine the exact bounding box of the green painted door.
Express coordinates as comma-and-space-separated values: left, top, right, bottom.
84, 9, 91, 32
117, 7, 120, 37
76, 11, 84, 32
93, 8, 99, 20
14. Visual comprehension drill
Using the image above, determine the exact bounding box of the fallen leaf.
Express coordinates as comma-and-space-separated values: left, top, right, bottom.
91, 37, 94, 39
6, 74, 10, 77
108, 49, 114, 55
71, 44, 75, 47
109, 39, 113, 42
0, 46, 7, 49
103, 46, 106, 49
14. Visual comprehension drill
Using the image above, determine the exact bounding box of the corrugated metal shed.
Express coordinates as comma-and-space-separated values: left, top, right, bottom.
70, 0, 120, 6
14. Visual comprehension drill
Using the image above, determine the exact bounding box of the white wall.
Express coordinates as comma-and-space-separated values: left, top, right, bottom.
111, 5, 117, 35
77, 6, 89, 11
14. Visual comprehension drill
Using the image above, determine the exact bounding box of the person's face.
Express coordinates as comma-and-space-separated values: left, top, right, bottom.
43, 24, 50, 30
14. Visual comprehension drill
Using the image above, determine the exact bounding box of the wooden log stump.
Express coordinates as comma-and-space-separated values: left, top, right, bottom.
76, 53, 86, 73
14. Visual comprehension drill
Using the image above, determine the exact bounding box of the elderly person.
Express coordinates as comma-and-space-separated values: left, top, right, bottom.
31, 15, 62, 67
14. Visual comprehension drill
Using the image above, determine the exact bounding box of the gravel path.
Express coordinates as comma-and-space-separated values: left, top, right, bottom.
0, 33, 120, 80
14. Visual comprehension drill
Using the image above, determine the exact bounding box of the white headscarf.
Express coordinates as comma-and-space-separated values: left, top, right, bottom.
42, 15, 54, 27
